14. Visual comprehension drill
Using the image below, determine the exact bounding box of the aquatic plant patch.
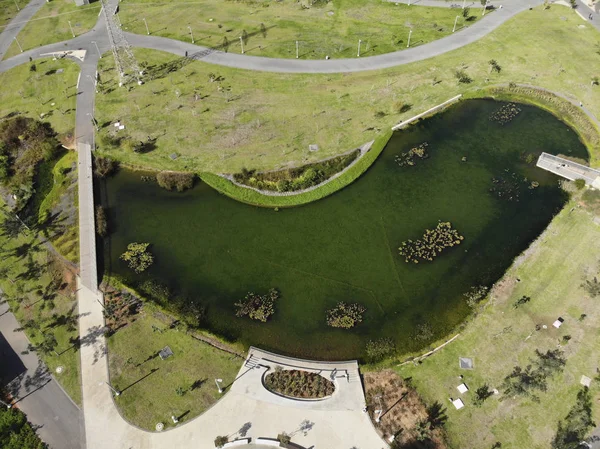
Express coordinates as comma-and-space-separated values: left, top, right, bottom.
235, 288, 279, 322
395, 142, 430, 167
399, 222, 464, 264
326, 302, 366, 329
489, 170, 529, 202
489, 103, 522, 125
264, 369, 335, 399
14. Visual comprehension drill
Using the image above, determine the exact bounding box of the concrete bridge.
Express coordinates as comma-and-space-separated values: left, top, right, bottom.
536, 152, 600, 189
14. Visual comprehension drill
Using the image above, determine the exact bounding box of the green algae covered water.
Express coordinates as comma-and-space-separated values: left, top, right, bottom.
103, 99, 588, 360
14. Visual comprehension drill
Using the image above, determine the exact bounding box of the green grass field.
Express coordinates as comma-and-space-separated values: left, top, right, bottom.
95, 5, 600, 175
2, 0, 100, 60
107, 302, 242, 430
119, 0, 481, 59
397, 200, 600, 449
0, 202, 82, 405
0, 0, 21, 28
0, 57, 80, 135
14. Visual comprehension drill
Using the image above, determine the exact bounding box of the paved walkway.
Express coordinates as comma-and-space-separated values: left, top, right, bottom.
0, 0, 46, 60
0, 300, 84, 449
537, 152, 600, 187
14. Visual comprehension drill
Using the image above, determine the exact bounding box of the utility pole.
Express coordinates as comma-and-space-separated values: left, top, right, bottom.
188, 26, 194, 44
106, 382, 120, 397
295, 40, 299, 59
453, 15, 459, 32
407, 29, 412, 48
357, 39, 361, 57
68, 20, 75, 38
91, 40, 101, 58
142, 17, 149, 35
239, 36, 244, 54
13, 36, 23, 53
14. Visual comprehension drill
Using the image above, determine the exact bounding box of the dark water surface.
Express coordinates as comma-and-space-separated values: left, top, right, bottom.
103, 99, 588, 360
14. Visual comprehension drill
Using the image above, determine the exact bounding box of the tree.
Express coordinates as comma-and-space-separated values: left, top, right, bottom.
574, 178, 586, 190
581, 277, 600, 297
0, 214, 23, 238
551, 388, 595, 449
533, 349, 566, 377
120, 243, 154, 273
414, 419, 432, 441
0, 406, 47, 449
94, 156, 118, 177
36, 333, 57, 356
513, 295, 531, 308
473, 384, 493, 406
502, 364, 546, 401
156, 172, 195, 192
488, 59, 501, 73
277, 433, 291, 445
214, 436, 228, 448
462, 6, 470, 18
454, 69, 472, 84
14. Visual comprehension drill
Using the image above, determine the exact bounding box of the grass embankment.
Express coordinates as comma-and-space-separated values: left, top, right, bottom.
0, 202, 81, 405
107, 301, 242, 431
95, 6, 600, 177
0, 58, 79, 135
38, 151, 79, 263
397, 200, 600, 449
119, 0, 481, 59
201, 129, 391, 207
2, 0, 100, 60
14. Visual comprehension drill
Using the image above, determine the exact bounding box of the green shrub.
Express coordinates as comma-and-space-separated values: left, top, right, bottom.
264, 369, 335, 398
454, 69, 472, 84
326, 302, 366, 329
214, 436, 228, 448
94, 156, 118, 178
574, 178, 586, 190
156, 171, 195, 192
0, 406, 47, 449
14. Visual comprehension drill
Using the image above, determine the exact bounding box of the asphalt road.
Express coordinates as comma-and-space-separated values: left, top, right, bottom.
0, 299, 84, 449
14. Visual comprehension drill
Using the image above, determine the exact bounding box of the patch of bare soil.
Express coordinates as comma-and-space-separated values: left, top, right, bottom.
364, 369, 449, 449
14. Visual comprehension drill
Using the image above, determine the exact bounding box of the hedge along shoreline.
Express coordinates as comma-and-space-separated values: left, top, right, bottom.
201, 129, 393, 208
473, 84, 600, 165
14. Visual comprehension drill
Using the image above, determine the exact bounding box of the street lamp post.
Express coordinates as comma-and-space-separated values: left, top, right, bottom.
215, 378, 223, 394
453, 15, 459, 32
407, 29, 412, 48
13, 0, 20, 11
295, 40, 299, 59
239, 36, 244, 54
462, 0, 466, 8
143, 18, 150, 35
482, 0, 488, 16
13, 37, 23, 53
0, 398, 12, 409
106, 382, 120, 396
357, 39, 362, 57
188, 26, 194, 44
91, 41, 101, 57
68, 20, 75, 38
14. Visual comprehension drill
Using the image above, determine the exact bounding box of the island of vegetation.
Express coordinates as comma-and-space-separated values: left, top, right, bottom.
264, 368, 335, 399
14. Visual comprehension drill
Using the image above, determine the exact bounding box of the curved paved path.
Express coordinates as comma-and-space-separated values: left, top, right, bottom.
0, 0, 46, 60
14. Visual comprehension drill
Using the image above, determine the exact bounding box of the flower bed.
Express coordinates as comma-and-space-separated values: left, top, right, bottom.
264, 369, 335, 399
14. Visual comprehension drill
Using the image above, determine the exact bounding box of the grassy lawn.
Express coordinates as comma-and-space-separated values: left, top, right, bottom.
2, 0, 100, 60
107, 302, 243, 430
0, 202, 82, 405
38, 151, 79, 263
0, 0, 21, 28
119, 0, 481, 59
397, 200, 600, 449
95, 5, 600, 175
0, 57, 79, 135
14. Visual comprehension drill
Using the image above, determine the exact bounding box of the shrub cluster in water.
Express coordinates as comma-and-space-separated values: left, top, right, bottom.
233, 149, 359, 193
264, 369, 335, 399
398, 222, 464, 264
490, 170, 528, 202
156, 171, 195, 192
235, 288, 279, 322
326, 302, 366, 329
489, 103, 522, 125
395, 142, 429, 167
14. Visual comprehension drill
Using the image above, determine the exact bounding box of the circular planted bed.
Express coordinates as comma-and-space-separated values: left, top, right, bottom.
264, 369, 335, 400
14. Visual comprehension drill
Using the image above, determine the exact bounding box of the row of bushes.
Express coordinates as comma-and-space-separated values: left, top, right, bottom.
233, 149, 360, 193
